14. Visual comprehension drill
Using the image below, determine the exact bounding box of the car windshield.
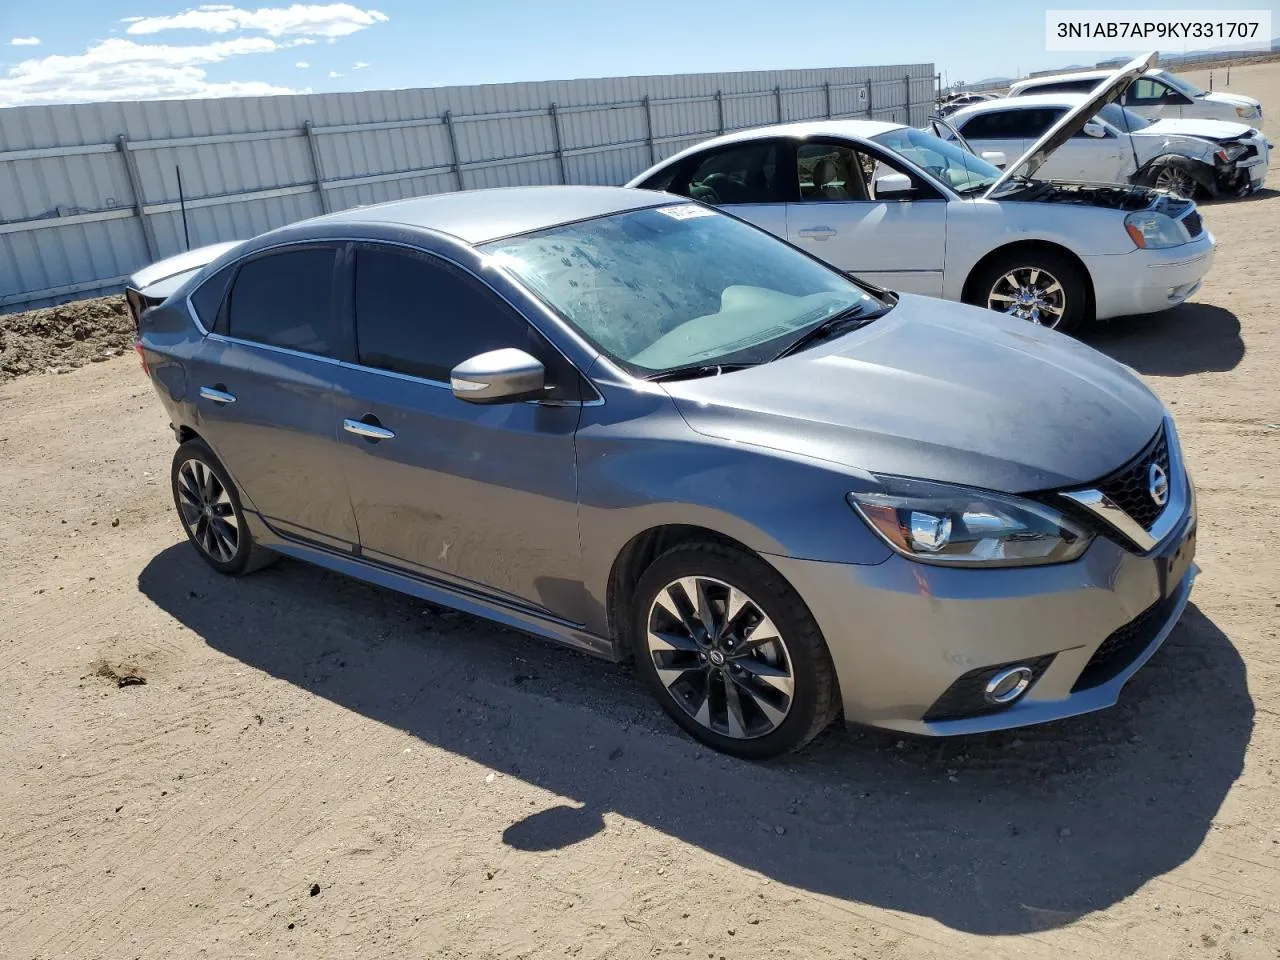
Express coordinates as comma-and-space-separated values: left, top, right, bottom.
1098, 102, 1151, 131
482, 205, 885, 376
1161, 72, 1206, 98
870, 126, 1002, 194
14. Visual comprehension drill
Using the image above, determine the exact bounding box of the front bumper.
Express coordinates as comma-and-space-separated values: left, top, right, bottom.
1084, 230, 1215, 320
768, 493, 1197, 736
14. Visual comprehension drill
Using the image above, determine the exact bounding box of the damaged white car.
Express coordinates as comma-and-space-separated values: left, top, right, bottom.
627, 54, 1214, 334
944, 93, 1270, 199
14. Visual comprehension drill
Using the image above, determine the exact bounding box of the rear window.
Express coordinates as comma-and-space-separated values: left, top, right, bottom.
226, 248, 337, 356
959, 108, 1064, 140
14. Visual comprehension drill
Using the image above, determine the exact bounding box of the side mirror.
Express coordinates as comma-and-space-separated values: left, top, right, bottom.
980, 150, 1007, 169
1082, 120, 1108, 138
874, 172, 916, 200
450, 348, 546, 404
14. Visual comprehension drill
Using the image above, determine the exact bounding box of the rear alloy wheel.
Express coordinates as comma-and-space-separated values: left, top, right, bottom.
631, 541, 838, 759
170, 438, 274, 576
969, 247, 1089, 335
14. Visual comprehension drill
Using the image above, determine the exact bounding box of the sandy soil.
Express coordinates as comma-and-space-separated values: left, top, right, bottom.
2, 62, 1279, 960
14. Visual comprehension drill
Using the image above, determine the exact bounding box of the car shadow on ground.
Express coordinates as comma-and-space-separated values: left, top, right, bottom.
1083, 302, 1244, 376
139, 545, 1253, 936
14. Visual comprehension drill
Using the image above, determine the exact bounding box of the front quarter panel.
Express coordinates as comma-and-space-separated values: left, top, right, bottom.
573, 365, 892, 638
942, 198, 1135, 301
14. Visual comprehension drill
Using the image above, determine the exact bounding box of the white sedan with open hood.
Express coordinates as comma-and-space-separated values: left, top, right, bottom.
626, 54, 1214, 334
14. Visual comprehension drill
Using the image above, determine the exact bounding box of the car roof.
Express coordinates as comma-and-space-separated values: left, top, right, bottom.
950, 92, 1090, 119
1011, 67, 1167, 90
637, 119, 906, 175
294, 185, 676, 245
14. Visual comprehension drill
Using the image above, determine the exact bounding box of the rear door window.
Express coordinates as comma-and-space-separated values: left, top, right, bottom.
226, 248, 338, 356
190, 263, 235, 330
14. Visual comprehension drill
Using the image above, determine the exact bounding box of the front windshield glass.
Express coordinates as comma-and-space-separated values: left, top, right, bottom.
1098, 102, 1152, 131
1161, 72, 1206, 98
482, 205, 884, 376
870, 127, 1002, 194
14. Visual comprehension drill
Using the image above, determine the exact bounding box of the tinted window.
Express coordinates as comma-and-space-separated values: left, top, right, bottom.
190, 263, 234, 330
637, 165, 680, 192
227, 248, 337, 355
681, 143, 783, 204
1026, 79, 1098, 95
355, 248, 550, 386
959, 108, 1063, 139
797, 143, 869, 200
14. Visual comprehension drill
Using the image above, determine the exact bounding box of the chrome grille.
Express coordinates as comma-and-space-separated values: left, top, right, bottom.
1095, 426, 1170, 531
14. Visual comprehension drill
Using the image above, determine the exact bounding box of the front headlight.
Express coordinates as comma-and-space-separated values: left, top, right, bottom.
847, 477, 1092, 568
1125, 210, 1188, 249
1236, 105, 1259, 119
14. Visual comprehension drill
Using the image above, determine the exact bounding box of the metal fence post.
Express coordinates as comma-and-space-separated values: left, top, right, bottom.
442, 110, 464, 191
548, 103, 567, 184
903, 75, 911, 124
774, 85, 783, 123
865, 78, 874, 118
303, 120, 330, 213
824, 80, 832, 118
715, 90, 724, 134
117, 135, 158, 261
641, 95, 656, 165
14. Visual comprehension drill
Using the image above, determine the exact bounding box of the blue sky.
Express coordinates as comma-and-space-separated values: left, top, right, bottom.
2, 0, 1278, 106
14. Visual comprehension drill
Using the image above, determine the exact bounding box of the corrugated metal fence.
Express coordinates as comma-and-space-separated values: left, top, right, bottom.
0, 63, 936, 312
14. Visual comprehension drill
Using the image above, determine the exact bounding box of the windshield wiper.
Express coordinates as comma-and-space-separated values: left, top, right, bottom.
771, 304, 880, 360
644, 362, 758, 383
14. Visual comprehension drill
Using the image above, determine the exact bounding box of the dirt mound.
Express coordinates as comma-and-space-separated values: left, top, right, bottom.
1, 296, 135, 383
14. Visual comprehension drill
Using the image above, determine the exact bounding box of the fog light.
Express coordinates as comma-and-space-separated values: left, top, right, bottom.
984, 666, 1034, 705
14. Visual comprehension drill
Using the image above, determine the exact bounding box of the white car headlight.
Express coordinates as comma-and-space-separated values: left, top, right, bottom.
1235, 105, 1259, 119
847, 477, 1092, 567
1221, 142, 1249, 161
1125, 210, 1188, 249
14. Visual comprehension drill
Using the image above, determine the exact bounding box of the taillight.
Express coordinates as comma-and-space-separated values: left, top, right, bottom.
134, 339, 150, 377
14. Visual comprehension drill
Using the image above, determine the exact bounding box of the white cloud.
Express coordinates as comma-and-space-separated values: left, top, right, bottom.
295, 60, 309, 68
328, 69, 343, 78
9, 36, 41, 46
125, 4, 389, 39
352, 60, 368, 69
286, 37, 316, 47
0, 36, 298, 107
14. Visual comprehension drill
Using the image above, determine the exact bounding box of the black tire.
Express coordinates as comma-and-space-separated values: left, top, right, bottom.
629, 540, 839, 760
170, 438, 275, 576
966, 247, 1091, 335
1139, 155, 1206, 200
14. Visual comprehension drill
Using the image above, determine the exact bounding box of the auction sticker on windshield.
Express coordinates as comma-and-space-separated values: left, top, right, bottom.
657, 204, 719, 220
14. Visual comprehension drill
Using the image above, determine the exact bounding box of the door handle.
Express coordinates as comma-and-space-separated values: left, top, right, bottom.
343, 418, 395, 441
199, 385, 236, 405
797, 227, 837, 240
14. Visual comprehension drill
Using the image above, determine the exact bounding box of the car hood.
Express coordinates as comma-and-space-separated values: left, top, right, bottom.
659, 294, 1166, 494
985, 51, 1156, 198
1202, 90, 1261, 110
1139, 117, 1258, 142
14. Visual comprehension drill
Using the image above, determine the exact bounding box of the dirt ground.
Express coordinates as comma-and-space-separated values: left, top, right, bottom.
2, 62, 1279, 960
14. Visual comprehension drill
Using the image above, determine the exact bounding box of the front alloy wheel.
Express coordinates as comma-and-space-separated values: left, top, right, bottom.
1153, 164, 1197, 199
986, 266, 1067, 327
646, 575, 796, 740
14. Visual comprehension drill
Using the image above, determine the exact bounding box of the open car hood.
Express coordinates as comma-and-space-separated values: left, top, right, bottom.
983, 52, 1156, 199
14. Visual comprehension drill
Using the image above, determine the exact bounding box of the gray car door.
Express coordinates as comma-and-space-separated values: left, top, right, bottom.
331, 243, 584, 618
185, 244, 359, 551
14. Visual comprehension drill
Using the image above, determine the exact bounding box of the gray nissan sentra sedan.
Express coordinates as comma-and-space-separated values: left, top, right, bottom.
134, 185, 1197, 759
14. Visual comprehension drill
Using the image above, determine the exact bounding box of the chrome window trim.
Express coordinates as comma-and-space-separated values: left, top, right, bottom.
1060, 415, 1189, 554
184, 234, 604, 407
